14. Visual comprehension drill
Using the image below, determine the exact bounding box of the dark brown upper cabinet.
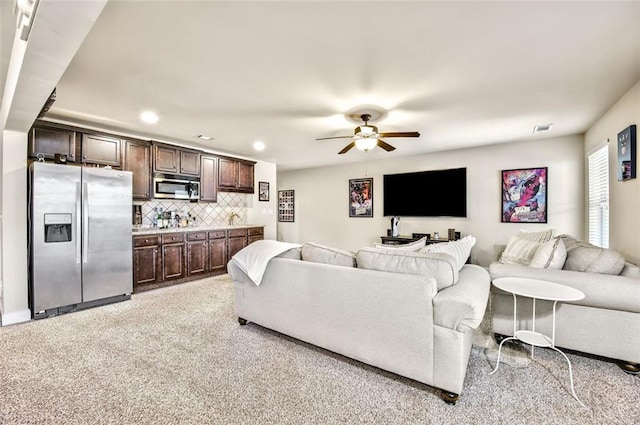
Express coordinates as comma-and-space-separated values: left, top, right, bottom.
200, 155, 218, 202
82, 133, 121, 167
153, 143, 200, 176
217, 157, 255, 193
28, 123, 78, 162
123, 139, 151, 200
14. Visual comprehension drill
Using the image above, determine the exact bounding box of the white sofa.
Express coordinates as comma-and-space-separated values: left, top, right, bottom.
228, 245, 490, 404
490, 255, 640, 372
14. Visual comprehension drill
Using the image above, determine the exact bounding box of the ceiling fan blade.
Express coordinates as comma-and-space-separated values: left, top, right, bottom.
316, 135, 354, 141
338, 141, 356, 154
378, 131, 420, 138
376, 139, 396, 152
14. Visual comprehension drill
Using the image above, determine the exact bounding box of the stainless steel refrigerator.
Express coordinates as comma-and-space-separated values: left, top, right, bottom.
29, 162, 133, 319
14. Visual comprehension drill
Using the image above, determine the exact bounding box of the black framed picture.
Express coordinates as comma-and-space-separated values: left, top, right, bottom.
258, 181, 269, 201
278, 190, 294, 222
618, 125, 636, 181
349, 178, 373, 218
501, 167, 547, 223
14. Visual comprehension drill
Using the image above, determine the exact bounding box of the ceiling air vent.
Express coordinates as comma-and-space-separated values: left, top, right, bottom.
533, 124, 553, 134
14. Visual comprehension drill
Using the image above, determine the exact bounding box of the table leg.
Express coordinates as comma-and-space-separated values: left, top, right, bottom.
489, 336, 518, 375
551, 346, 586, 407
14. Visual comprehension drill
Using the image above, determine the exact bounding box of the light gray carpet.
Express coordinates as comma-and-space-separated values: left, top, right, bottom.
1, 275, 638, 424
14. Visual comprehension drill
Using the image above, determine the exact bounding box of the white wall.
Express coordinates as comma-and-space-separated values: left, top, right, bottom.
246, 160, 277, 240
278, 135, 584, 266
585, 80, 640, 264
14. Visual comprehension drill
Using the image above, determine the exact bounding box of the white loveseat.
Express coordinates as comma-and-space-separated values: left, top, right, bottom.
228, 243, 490, 404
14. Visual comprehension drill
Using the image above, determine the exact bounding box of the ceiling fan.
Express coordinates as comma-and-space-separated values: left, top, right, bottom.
316, 113, 420, 154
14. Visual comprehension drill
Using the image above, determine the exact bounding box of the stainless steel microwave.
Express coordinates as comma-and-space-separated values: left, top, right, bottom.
153, 174, 199, 201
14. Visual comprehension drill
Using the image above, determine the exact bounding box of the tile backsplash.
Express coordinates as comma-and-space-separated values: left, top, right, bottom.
135, 192, 247, 227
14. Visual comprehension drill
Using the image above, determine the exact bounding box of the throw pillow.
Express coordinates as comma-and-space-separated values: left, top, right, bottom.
529, 238, 567, 269
374, 237, 427, 252
301, 242, 356, 268
356, 247, 458, 290
419, 235, 476, 271
499, 236, 541, 266
559, 238, 626, 275
516, 229, 556, 243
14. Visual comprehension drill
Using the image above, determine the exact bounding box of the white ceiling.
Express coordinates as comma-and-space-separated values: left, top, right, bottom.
43, 1, 640, 171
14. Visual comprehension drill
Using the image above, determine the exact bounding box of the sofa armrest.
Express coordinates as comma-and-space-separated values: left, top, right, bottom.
433, 264, 491, 332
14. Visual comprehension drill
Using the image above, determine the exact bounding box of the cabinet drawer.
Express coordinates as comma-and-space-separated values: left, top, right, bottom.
228, 228, 248, 238
133, 235, 160, 247
248, 227, 264, 236
162, 233, 185, 244
187, 231, 207, 241
208, 230, 226, 239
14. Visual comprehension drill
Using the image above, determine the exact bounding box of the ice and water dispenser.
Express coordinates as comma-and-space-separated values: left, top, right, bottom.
44, 213, 72, 243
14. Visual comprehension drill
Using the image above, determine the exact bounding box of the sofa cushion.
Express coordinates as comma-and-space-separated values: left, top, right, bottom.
374, 237, 427, 252
499, 236, 541, 266
558, 235, 626, 275
517, 228, 556, 243
529, 238, 567, 269
356, 247, 458, 290
301, 242, 356, 267
419, 235, 476, 271
621, 262, 640, 278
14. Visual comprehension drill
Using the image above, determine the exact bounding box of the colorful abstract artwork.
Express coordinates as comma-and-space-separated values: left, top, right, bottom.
501, 167, 547, 223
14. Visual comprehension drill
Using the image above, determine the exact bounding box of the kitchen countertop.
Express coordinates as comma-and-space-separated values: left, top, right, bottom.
132, 224, 264, 235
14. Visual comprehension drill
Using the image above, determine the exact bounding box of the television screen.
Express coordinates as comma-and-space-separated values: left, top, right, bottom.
383, 167, 467, 217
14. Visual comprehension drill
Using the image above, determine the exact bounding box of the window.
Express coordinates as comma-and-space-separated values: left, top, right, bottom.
588, 144, 609, 248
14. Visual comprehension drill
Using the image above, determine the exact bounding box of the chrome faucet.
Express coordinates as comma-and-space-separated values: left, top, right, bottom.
228, 212, 240, 225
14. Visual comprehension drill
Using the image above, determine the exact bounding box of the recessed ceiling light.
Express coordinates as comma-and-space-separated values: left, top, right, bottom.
533, 124, 553, 134
140, 111, 158, 124
196, 134, 214, 140
253, 141, 265, 151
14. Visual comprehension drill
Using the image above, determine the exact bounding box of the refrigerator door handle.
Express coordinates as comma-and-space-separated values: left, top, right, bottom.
82, 182, 89, 264
76, 181, 82, 264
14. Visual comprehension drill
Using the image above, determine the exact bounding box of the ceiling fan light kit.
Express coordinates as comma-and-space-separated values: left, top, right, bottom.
316, 112, 420, 154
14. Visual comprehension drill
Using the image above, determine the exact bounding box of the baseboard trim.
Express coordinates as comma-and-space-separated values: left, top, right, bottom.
1, 309, 31, 326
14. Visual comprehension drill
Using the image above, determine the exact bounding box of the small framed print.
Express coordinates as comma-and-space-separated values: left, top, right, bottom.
617, 125, 636, 181
278, 190, 294, 222
258, 181, 270, 201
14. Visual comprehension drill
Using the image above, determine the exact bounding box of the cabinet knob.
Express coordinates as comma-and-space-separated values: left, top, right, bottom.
83, 155, 87, 159
146, 192, 149, 196
144, 239, 148, 243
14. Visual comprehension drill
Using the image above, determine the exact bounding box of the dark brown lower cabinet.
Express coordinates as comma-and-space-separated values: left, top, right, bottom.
132, 226, 263, 292
161, 243, 185, 281
209, 238, 227, 273
187, 240, 209, 276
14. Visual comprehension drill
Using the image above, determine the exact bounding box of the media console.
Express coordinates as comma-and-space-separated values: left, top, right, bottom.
380, 235, 450, 246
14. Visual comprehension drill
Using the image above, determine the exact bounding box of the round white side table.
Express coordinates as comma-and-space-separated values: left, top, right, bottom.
489, 277, 586, 407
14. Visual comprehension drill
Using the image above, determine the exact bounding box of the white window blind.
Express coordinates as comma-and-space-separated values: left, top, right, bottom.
588, 145, 609, 248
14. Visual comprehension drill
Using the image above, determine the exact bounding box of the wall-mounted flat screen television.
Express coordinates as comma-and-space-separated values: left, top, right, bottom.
383, 167, 467, 217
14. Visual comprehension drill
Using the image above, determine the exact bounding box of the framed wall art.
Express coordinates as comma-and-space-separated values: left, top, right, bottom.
349, 178, 373, 218
258, 181, 270, 201
501, 167, 547, 223
278, 190, 294, 222
617, 124, 636, 181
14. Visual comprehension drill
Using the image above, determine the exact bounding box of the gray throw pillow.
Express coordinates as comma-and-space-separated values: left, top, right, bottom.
559, 235, 626, 275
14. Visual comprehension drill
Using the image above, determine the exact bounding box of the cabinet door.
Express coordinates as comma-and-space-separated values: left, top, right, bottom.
154, 145, 179, 174
238, 162, 254, 192
161, 243, 185, 281
200, 156, 218, 202
28, 125, 78, 162
187, 240, 209, 276
209, 238, 227, 273
228, 236, 248, 259
82, 134, 121, 166
218, 158, 239, 189
180, 150, 201, 176
123, 140, 151, 199
133, 245, 159, 287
